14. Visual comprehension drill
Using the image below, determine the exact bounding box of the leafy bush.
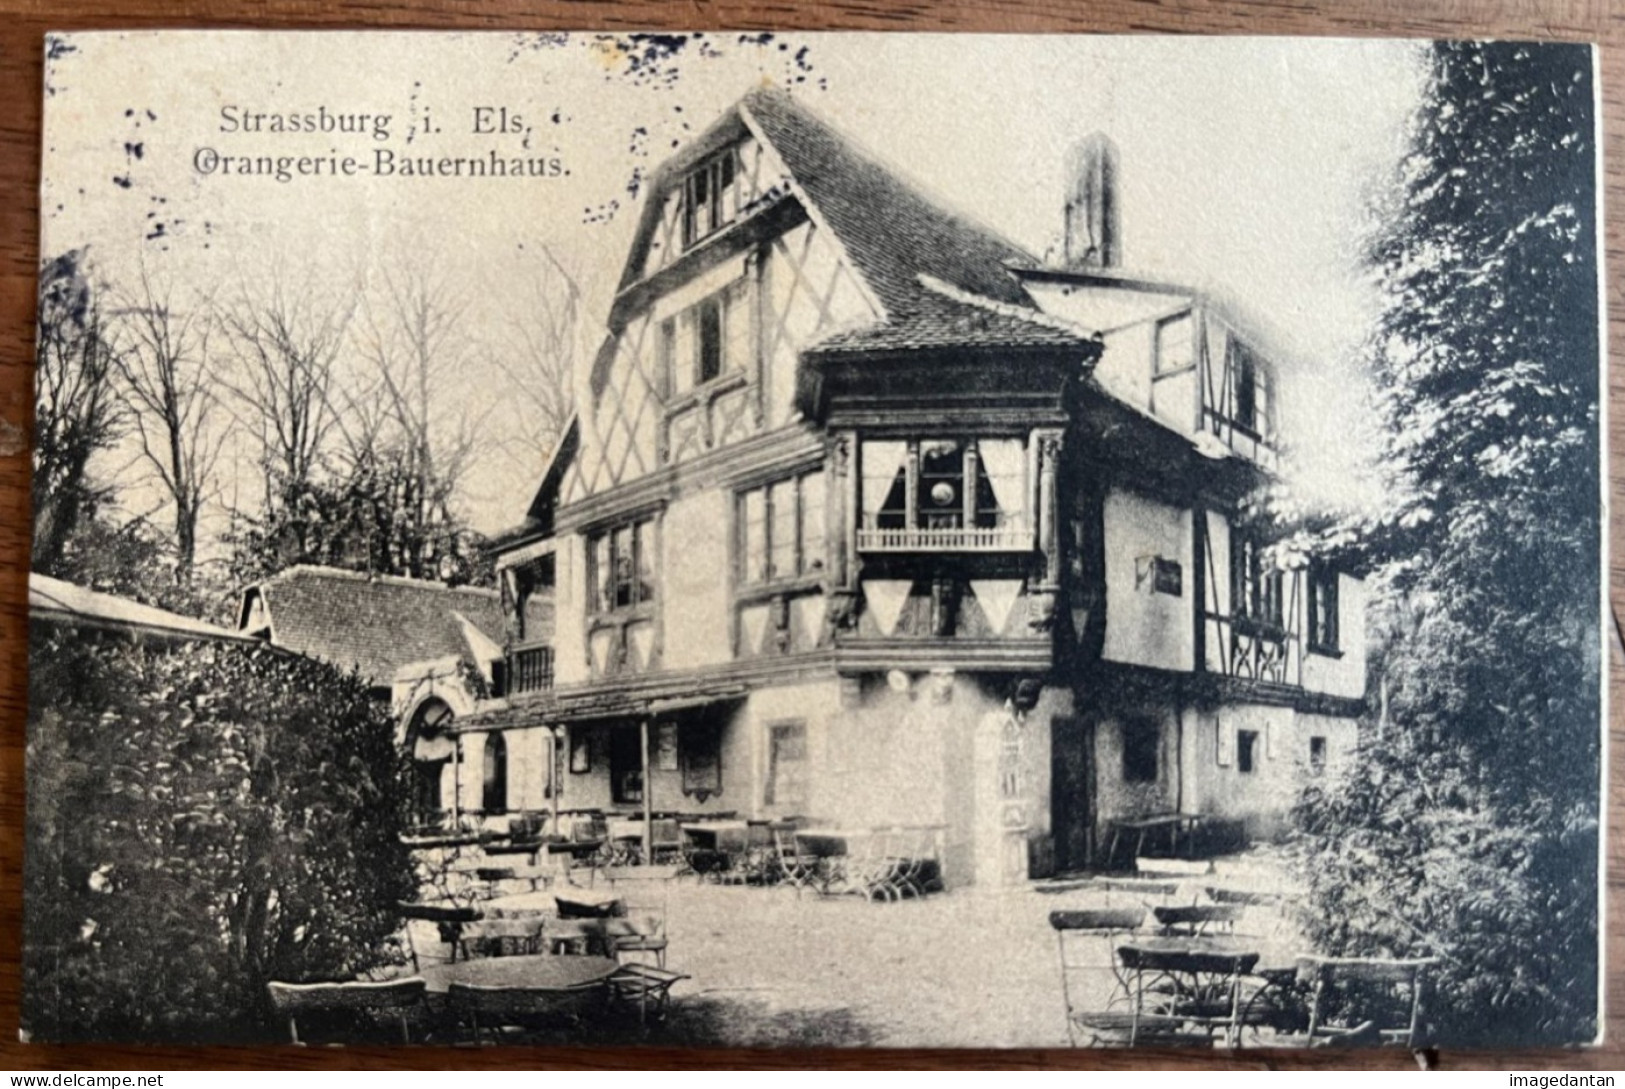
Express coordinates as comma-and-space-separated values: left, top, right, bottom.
24, 626, 417, 1043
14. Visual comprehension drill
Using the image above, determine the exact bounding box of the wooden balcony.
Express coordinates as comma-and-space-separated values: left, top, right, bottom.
507, 642, 555, 696
856, 522, 1033, 553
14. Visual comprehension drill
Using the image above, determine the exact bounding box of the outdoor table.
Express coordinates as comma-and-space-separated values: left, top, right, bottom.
794, 828, 865, 858
417, 953, 619, 995
1104, 813, 1206, 866
482, 887, 624, 918
1115, 937, 1262, 1047
544, 839, 604, 860
681, 820, 749, 852
793, 829, 872, 895
486, 841, 544, 859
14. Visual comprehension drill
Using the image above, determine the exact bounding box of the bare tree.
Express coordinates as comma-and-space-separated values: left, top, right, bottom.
487, 243, 585, 472
342, 256, 486, 580
111, 263, 228, 582
33, 250, 125, 572
217, 268, 354, 556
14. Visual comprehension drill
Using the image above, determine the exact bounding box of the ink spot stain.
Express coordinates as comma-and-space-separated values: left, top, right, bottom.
112, 175, 132, 189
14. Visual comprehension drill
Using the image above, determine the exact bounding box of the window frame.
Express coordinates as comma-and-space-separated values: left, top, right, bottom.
1307, 562, 1341, 656
586, 515, 658, 618
1230, 529, 1285, 634
1308, 735, 1327, 777
681, 147, 740, 249
864, 437, 1028, 534
1237, 729, 1259, 775
1154, 312, 1197, 377
1226, 337, 1273, 441
663, 278, 751, 398
737, 469, 827, 591
764, 719, 809, 810
1121, 716, 1160, 785
481, 732, 508, 815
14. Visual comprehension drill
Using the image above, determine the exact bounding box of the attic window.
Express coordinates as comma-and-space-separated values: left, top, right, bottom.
682, 147, 739, 248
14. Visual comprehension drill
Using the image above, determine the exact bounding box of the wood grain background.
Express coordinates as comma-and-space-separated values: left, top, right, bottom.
0, 0, 1619, 1072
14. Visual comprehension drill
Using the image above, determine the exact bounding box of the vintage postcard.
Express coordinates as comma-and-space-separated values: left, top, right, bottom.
26, 31, 1604, 1049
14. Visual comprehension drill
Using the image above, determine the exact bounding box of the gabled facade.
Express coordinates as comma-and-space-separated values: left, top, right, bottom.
469, 90, 1367, 885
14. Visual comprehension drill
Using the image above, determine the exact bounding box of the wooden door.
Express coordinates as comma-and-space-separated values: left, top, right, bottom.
1050, 714, 1095, 874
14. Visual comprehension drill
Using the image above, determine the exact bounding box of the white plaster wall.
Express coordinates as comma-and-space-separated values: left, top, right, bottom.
553, 534, 588, 686
1202, 509, 1232, 673
1182, 701, 1356, 838
1300, 573, 1368, 700
660, 490, 734, 671
762, 220, 879, 428
1102, 488, 1195, 672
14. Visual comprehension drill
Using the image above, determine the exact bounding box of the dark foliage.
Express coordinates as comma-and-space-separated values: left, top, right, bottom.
1293, 41, 1600, 1046
33, 250, 122, 574
24, 628, 417, 1042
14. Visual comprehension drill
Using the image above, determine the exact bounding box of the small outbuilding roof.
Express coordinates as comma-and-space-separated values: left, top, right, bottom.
30, 572, 254, 645
238, 565, 550, 687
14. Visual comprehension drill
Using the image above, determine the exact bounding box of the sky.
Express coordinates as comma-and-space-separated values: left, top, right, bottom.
40, 31, 1425, 538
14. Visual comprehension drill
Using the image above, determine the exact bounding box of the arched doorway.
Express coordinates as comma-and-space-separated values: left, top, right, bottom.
406, 698, 456, 829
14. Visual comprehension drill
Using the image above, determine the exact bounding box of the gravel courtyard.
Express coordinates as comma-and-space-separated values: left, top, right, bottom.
410, 849, 1304, 1049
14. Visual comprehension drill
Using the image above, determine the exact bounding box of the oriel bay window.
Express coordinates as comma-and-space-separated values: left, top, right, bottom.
857, 437, 1029, 551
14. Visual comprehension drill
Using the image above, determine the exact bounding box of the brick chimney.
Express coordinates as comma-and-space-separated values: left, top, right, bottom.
1063, 133, 1120, 269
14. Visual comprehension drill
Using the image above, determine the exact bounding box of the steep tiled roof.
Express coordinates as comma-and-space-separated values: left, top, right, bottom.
810, 279, 1096, 356
741, 88, 1038, 315
242, 566, 551, 686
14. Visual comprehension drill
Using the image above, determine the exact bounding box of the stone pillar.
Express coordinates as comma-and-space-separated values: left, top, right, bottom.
972, 702, 1033, 888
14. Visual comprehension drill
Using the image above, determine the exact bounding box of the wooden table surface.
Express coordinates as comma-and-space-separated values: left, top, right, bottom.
417, 954, 620, 995
0, 0, 1621, 1072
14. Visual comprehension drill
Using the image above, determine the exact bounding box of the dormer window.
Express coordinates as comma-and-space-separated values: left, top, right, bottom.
681, 147, 739, 248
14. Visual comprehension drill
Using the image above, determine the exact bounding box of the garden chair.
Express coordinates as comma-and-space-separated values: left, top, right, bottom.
397, 901, 483, 970
447, 980, 605, 1046
607, 963, 690, 1024
1050, 908, 1192, 1047
455, 919, 546, 960
1291, 956, 1439, 1048
770, 820, 820, 897
599, 866, 674, 967
267, 978, 429, 1045
1152, 903, 1245, 937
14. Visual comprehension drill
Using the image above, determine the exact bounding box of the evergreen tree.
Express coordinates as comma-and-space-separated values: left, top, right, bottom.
1294, 41, 1600, 1045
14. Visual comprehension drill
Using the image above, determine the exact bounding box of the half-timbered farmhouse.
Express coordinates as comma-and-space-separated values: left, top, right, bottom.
453, 89, 1367, 886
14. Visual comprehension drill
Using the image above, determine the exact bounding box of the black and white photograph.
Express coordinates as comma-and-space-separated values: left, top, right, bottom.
24, 31, 1604, 1050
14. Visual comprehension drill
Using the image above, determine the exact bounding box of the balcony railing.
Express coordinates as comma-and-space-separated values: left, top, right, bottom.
857, 522, 1033, 553
508, 642, 555, 695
